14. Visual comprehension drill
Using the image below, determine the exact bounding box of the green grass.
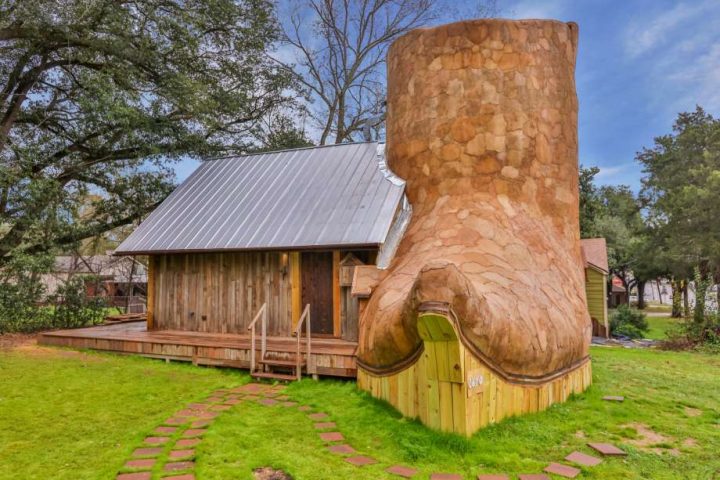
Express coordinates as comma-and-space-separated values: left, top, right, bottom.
0, 346, 243, 479
645, 313, 683, 340
2, 345, 719, 479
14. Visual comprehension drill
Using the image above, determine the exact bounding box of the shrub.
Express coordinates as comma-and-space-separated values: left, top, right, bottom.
48, 276, 107, 329
610, 304, 649, 339
0, 253, 53, 334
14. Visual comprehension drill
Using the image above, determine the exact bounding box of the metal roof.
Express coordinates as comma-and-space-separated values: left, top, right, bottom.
115, 142, 405, 254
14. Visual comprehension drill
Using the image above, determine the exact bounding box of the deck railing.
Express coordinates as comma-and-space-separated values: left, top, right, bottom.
247, 302, 268, 373
295, 303, 312, 380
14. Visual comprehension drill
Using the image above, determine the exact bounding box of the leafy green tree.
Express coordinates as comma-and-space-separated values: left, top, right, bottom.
0, 0, 298, 264
638, 106, 720, 319
579, 165, 603, 238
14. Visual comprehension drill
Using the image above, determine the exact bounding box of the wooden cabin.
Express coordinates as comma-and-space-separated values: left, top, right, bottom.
580, 238, 609, 337
41, 142, 410, 379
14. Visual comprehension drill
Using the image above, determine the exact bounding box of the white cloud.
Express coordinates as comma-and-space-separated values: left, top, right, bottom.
595, 163, 632, 179
509, 0, 568, 20
624, 2, 711, 58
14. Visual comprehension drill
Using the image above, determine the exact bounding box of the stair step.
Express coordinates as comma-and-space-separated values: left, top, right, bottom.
260, 357, 306, 368
250, 371, 298, 382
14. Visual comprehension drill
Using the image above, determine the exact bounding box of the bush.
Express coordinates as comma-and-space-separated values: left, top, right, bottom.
0, 253, 53, 334
610, 304, 649, 339
48, 276, 107, 329
0, 253, 106, 333
660, 314, 720, 353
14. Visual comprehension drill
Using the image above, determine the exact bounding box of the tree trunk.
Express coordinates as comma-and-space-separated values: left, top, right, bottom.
637, 280, 646, 309
682, 280, 690, 318
671, 278, 682, 318
656, 278, 663, 304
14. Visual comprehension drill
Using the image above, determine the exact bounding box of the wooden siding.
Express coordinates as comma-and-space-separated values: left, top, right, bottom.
358, 312, 592, 436
151, 250, 371, 341
153, 252, 293, 336
585, 267, 608, 336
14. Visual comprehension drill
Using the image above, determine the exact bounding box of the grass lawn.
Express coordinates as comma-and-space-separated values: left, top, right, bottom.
1, 342, 719, 479
645, 313, 683, 340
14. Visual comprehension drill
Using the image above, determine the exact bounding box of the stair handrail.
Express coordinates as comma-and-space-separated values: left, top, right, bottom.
247, 302, 268, 373
294, 303, 311, 380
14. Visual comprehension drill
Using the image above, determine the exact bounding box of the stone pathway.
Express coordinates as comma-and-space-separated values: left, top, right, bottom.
116, 382, 629, 479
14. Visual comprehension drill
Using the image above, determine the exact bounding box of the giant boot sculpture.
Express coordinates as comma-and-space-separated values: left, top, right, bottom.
357, 19, 592, 435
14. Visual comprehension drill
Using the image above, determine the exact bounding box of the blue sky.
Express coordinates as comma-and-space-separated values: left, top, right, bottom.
174, 0, 720, 191
505, 0, 720, 189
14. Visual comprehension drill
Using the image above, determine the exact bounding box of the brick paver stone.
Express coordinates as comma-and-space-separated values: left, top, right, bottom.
237, 384, 264, 393
319, 432, 344, 442
587, 443, 627, 456
191, 419, 212, 428
124, 459, 156, 469
564, 451, 602, 467
327, 444, 356, 455
543, 463, 580, 479
386, 465, 418, 478
244, 395, 260, 401
518, 475, 550, 480
276, 395, 290, 401
187, 403, 209, 409
283, 401, 298, 407
602, 396, 625, 402
169, 449, 195, 459
164, 461, 195, 472
345, 456, 378, 466
165, 418, 187, 426
207, 396, 223, 402
144, 436, 170, 445
314, 422, 337, 429
155, 426, 177, 434
298, 405, 312, 412
224, 399, 241, 405
182, 429, 206, 438
164, 475, 195, 480
430, 474, 462, 480
210, 404, 231, 411
259, 398, 278, 406
477, 475, 509, 480
176, 438, 201, 448
195, 411, 219, 419
132, 448, 163, 457
116, 473, 151, 480
308, 412, 328, 420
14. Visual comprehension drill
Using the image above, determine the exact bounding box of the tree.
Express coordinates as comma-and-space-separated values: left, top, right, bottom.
0, 0, 298, 264
251, 112, 314, 152
275, 0, 500, 145
638, 106, 720, 317
579, 165, 603, 238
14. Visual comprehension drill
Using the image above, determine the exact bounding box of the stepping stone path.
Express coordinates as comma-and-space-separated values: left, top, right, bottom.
116, 381, 630, 479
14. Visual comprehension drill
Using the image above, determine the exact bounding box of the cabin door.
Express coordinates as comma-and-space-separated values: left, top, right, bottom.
301, 252, 334, 335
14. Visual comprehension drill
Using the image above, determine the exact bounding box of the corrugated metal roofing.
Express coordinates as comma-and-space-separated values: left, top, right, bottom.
115, 142, 405, 254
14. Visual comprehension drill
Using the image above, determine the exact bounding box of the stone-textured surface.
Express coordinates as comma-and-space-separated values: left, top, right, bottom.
564, 450, 602, 466
358, 19, 591, 379
543, 463, 581, 478
387, 465, 419, 477
587, 442, 627, 456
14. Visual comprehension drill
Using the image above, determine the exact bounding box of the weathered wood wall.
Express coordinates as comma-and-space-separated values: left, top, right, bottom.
358, 312, 592, 436
153, 252, 293, 335
151, 250, 374, 339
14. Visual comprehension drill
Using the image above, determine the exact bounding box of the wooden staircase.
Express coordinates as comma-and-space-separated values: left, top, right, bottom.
248, 303, 313, 382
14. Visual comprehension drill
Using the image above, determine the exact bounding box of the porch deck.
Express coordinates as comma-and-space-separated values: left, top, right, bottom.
38, 321, 358, 377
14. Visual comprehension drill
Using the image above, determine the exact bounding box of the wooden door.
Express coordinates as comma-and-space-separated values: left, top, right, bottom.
301, 252, 334, 335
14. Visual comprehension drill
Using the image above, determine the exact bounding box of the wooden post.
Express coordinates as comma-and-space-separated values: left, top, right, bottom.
290, 252, 301, 329
332, 250, 341, 337
146, 255, 155, 330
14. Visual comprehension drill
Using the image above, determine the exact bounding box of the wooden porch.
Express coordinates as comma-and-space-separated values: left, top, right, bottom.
38, 320, 359, 378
